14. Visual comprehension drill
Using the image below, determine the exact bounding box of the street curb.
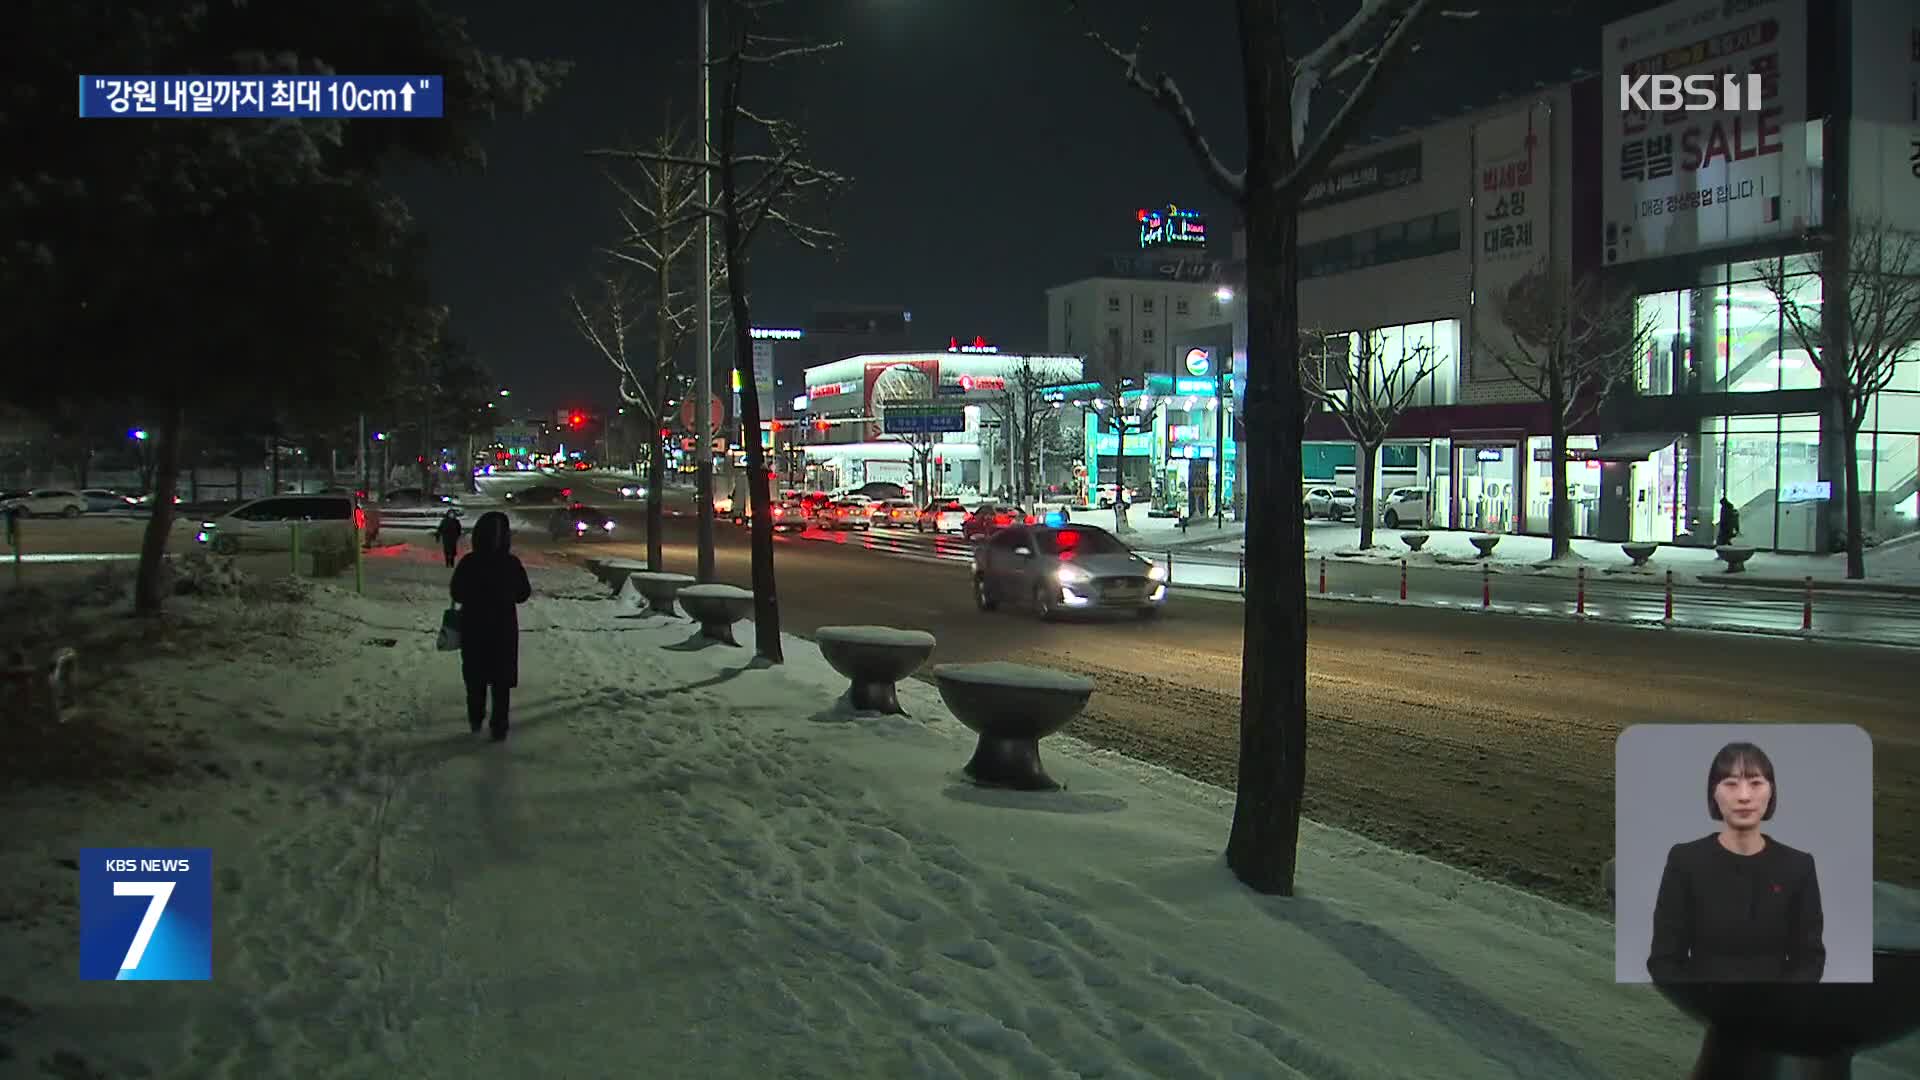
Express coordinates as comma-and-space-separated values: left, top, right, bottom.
1691, 574, 1920, 598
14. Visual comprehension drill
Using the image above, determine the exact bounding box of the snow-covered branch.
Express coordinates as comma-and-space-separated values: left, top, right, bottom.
1071, 6, 1245, 202
1277, 0, 1438, 196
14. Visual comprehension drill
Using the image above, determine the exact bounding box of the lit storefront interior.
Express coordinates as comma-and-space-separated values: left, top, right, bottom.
1625, 256, 1920, 551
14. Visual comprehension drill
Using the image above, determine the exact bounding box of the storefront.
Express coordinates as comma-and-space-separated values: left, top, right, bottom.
1082, 373, 1235, 512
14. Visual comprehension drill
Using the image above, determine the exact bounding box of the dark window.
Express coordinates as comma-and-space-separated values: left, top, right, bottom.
1175, 298, 1190, 316
1142, 327, 1156, 343
1433, 209, 1461, 247
294, 497, 352, 520
1405, 216, 1434, 246
236, 499, 294, 520
1141, 297, 1155, 314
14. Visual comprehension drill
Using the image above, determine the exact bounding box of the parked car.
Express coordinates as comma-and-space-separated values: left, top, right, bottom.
195, 493, 366, 554
960, 503, 1033, 542
871, 499, 917, 527
972, 523, 1167, 620
1380, 486, 1430, 529
80, 488, 139, 512
814, 498, 872, 531
547, 504, 616, 542
853, 481, 907, 502
916, 499, 968, 534
1304, 485, 1356, 520
381, 487, 460, 507
1094, 483, 1137, 508
2, 489, 87, 518
769, 499, 809, 532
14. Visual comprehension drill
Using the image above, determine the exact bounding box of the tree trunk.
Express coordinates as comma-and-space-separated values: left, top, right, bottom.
77, 449, 92, 490
133, 406, 185, 615
1224, 3, 1308, 896
1113, 411, 1131, 534
1356, 439, 1379, 550
268, 431, 280, 495
1842, 409, 1865, 579
1551, 365, 1566, 557
717, 50, 782, 664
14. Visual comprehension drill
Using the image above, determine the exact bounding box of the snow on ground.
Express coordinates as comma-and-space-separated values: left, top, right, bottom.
1195, 523, 1920, 588
4, 548, 1917, 1078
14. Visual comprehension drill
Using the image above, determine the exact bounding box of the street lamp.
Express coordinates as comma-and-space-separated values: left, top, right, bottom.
1214, 287, 1234, 303
499, 388, 511, 397
129, 428, 148, 441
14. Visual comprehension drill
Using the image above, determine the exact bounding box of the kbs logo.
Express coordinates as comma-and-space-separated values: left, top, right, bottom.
79, 847, 212, 980
1619, 74, 1766, 112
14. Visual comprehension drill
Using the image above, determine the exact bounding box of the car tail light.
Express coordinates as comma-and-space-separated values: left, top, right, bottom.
772, 507, 783, 517
1025, 514, 1038, 525
995, 514, 1010, 527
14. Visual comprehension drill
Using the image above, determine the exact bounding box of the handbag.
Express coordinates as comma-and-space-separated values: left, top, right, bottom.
436, 606, 461, 652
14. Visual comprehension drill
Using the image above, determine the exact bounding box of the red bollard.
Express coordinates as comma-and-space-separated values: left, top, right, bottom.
1481, 563, 1491, 609
1319, 556, 1327, 595
1802, 575, 1813, 631
1663, 569, 1674, 622
1399, 558, 1408, 601
1576, 565, 1587, 616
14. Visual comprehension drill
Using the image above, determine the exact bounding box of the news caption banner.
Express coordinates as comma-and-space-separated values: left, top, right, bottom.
78, 75, 443, 118
79, 848, 213, 981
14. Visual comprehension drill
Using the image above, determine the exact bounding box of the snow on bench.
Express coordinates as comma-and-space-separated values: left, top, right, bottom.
678, 584, 754, 646
815, 626, 936, 716
930, 661, 1094, 791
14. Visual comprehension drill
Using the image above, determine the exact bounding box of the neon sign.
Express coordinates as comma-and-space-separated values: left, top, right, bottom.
750, 327, 804, 340
957, 374, 1006, 391
1138, 204, 1207, 248
947, 335, 999, 354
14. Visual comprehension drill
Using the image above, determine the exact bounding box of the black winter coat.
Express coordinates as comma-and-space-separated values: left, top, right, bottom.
450, 550, 531, 687
1648, 833, 1825, 983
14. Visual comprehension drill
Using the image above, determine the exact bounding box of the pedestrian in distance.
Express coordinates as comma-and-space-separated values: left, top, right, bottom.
449, 511, 531, 742
1716, 496, 1740, 547
433, 509, 463, 567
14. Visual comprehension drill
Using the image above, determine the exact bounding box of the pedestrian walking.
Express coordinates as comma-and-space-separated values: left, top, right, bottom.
1716, 497, 1740, 547
449, 511, 531, 742
433, 509, 463, 567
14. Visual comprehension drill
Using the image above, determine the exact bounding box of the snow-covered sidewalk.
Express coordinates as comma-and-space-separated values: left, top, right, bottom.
1193, 523, 1920, 590
5, 550, 1916, 1078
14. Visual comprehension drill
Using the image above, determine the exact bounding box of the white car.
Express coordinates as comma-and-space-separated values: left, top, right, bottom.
1303, 486, 1355, 520
196, 494, 363, 554
1094, 483, 1136, 508
1380, 487, 1430, 529
81, 488, 139, 512
3, 489, 87, 517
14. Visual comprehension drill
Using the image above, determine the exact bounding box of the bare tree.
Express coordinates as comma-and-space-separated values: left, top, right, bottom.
1076, 335, 1153, 533
1075, 0, 1458, 894
880, 430, 938, 502
1762, 220, 1920, 578
610, 0, 849, 662
1302, 327, 1438, 548
1476, 262, 1653, 559
578, 118, 735, 572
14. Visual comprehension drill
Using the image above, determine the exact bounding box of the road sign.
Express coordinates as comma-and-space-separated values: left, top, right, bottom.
680, 395, 724, 432
882, 402, 966, 435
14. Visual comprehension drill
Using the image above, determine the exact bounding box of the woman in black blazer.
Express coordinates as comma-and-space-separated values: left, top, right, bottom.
1647, 741, 1825, 983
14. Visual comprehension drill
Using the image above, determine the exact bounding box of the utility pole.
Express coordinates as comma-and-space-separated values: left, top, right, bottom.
694, 0, 717, 582
357, 414, 367, 494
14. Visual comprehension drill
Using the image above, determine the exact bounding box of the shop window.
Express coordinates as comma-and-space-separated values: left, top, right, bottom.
1635, 290, 1685, 395
1429, 320, 1460, 405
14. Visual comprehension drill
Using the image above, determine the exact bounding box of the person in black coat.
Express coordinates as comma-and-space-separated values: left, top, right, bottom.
449, 511, 531, 741
1715, 497, 1740, 547
433, 510, 463, 567
1647, 741, 1825, 983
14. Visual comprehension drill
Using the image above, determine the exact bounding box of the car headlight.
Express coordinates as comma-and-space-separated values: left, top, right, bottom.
1147, 563, 1167, 581
1056, 563, 1091, 585
602, 521, 615, 530
575, 522, 587, 532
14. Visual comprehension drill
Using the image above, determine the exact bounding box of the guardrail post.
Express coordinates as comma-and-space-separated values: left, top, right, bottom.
1167, 549, 1175, 584
1801, 575, 1813, 632
1663, 569, 1674, 623
1576, 565, 1587, 616
1318, 556, 1327, 595
1399, 558, 1407, 601
1481, 563, 1490, 609
1238, 552, 1245, 592
290, 521, 302, 574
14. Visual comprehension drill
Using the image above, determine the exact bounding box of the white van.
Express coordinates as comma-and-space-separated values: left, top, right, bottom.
196, 494, 373, 554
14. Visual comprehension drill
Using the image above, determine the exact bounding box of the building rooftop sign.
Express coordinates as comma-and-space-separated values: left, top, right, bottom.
750, 327, 804, 340
947, 335, 998, 354
1138, 204, 1207, 248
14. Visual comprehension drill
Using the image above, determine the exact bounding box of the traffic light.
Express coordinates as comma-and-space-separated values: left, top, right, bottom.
568, 411, 585, 429
769, 420, 782, 433
813, 419, 829, 433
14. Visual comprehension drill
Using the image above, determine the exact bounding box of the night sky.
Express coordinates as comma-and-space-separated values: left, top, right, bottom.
395, 0, 1646, 412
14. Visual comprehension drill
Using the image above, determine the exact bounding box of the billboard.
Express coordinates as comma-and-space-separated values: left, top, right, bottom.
1300, 142, 1423, 211
862, 358, 940, 440
1138, 204, 1208, 248
1601, 0, 1808, 264
1471, 100, 1551, 382
1849, 0, 1920, 230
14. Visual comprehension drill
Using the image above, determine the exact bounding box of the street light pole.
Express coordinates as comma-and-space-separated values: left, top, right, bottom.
693, 0, 717, 582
